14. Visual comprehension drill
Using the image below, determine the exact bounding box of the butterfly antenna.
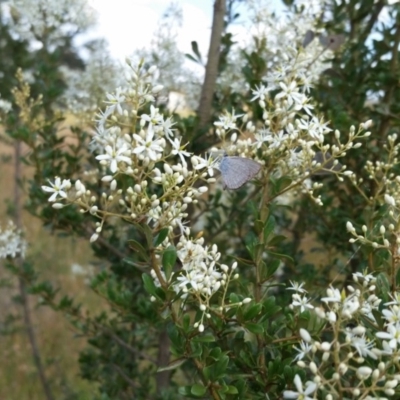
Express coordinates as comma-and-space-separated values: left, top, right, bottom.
330, 245, 362, 286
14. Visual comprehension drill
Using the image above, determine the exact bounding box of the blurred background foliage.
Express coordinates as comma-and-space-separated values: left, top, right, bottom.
0, 0, 399, 399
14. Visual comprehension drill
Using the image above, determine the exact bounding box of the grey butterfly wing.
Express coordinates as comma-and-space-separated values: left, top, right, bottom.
303, 30, 315, 48
220, 157, 262, 190
319, 33, 345, 51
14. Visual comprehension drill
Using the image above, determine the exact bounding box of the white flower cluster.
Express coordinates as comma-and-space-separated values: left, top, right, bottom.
345, 133, 400, 256
41, 61, 246, 326
211, 30, 371, 206
42, 61, 217, 241
0, 221, 27, 259
285, 272, 400, 399
0, 98, 12, 114
217, 0, 330, 98
9, 0, 96, 42
150, 231, 248, 331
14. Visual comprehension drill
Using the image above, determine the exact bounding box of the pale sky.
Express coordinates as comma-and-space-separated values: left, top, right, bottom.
88, 0, 215, 62
15, 0, 396, 64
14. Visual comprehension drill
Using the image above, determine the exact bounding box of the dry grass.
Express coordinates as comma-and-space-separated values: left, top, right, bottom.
0, 142, 101, 399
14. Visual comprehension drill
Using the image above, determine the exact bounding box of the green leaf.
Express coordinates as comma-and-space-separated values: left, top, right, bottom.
272, 176, 292, 195
268, 234, 287, 246
229, 293, 240, 304
225, 385, 239, 394
128, 239, 149, 261
153, 228, 169, 247
208, 347, 222, 361
192, 334, 216, 343
244, 232, 258, 260
122, 257, 147, 271
162, 246, 177, 280
213, 355, 229, 379
178, 386, 192, 396
157, 357, 187, 372
182, 313, 191, 333
376, 272, 390, 302
203, 365, 211, 381
261, 259, 281, 281
243, 303, 263, 321
155, 287, 166, 301
167, 324, 183, 351
185, 53, 199, 63
233, 256, 254, 267
267, 251, 294, 267
259, 297, 281, 321
254, 219, 264, 234
190, 341, 203, 358
142, 273, 157, 296
244, 322, 264, 334
191, 383, 207, 396
263, 216, 276, 243
140, 223, 154, 247
191, 41, 202, 62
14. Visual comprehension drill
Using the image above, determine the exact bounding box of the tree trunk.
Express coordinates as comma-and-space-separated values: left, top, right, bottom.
156, 328, 171, 394
198, 0, 226, 129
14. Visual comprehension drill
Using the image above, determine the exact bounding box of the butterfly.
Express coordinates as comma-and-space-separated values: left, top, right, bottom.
219, 156, 262, 190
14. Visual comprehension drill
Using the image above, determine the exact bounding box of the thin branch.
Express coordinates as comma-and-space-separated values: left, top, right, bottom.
111, 363, 138, 391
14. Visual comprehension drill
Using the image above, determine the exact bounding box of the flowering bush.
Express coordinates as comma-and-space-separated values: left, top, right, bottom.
2, 0, 400, 399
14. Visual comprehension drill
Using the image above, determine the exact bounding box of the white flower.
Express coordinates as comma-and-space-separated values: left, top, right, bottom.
214, 109, 243, 130
96, 142, 132, 173
42, 177, 71, 202
0, 99, 12, 113
384, 292, 400, 306
376, 340, 394, 356
254, 128, 272, 149
159, 117, 176, 142
265, 130, 288, 150
298, 116, 332, 143
275, 81, 304, 108
170, 138, 191, 167
132, 125, 165, 161
0, 221, 27, 259
291, 294, 314, 313
251, 84, 270, 102
342, 295, 360, 318
293, 341, 312, 361
104, 87, 125, 115
353, 271, 375, 283
298, 70, 314, 93
300, 98, 314, 116
287, 281, 307, 294
173, 235, 223, 299
283, 374, 317, 399
321, 286, 342, 303
286, 149, 303, 168
140, 105, 163, 127
382, 307, 400, 325
192, 154, 218, 177
376, 323, 400, 349
349, 333, 377, 359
